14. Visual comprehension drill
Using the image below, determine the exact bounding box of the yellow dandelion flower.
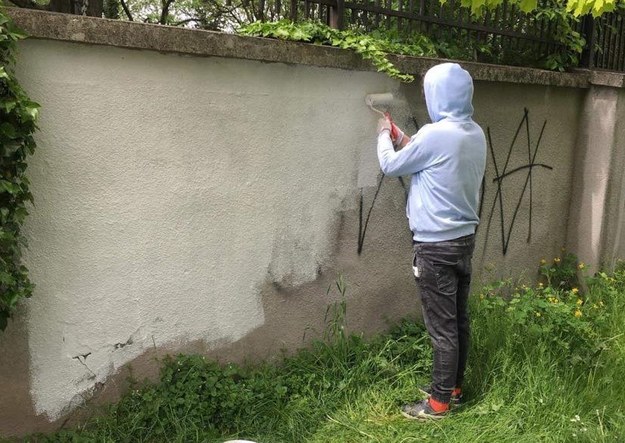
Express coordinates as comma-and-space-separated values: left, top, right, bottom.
576, 298, 583, 306
538, 282, 544, 288
574, 309, 582, 318
572, 287, 579, 294
578, 262, 585, 270
540, 258, 547, 265
535, 312, 541, 317
554, 257, 561, 264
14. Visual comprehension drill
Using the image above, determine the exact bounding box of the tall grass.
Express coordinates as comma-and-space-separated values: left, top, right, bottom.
32, 263, 625, 443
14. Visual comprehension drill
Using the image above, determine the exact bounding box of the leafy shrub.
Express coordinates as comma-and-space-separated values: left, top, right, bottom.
238, 20, 437, 82
476, 253, 609, 367
538, 250, 581, 290
0, 11, 39, 331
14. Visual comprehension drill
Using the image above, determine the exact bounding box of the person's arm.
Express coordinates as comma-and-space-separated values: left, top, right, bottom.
395, 132, 410, 150
377, 117, 409, 150
377, 118, 430, 177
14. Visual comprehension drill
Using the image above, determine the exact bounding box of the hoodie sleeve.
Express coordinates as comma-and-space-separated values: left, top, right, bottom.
377, 129, 432, 177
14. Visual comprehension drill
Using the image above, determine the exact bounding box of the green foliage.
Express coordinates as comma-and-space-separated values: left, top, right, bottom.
238, 7, 585, 76
429, 2, 585, 71
538, 250, 581, 289
0, 9, 38, 332
454, 0, 621, 17
105, 0, 593, 72
477, 277, 603, 367
536, 4, 586, 72
239, 20, 438, 82
565, 0, 621, 17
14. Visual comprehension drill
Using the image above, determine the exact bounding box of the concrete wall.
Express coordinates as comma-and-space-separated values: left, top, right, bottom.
1, 8, 623, 438
567, 76, 625, 272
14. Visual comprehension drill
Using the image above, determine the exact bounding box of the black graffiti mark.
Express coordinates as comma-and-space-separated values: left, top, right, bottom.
484, 108, 553, 255
357, 117, 419, 255
357, 176, 385, 255
478, 176, 486, 221
358, 173, 411, 255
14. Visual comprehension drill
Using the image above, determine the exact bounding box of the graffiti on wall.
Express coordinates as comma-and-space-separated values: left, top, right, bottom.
480, 108, 553, 255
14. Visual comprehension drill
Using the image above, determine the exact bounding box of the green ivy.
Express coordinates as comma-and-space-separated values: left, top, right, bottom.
238, 20, 438, 82
534, 3, 586, 72
0, 9, 39, 331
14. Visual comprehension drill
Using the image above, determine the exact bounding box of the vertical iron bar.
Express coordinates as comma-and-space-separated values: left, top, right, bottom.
290, 0, 297, 21
482, 6, 491, 46
450, 0, 457, 53
546, 12, 555, 62
500, 1, 508, 59
605, 13, 613, 69
398, 0, 403, 33
608, 12, 619, 69
433, 0, 441, 41
537, 6, 546, 56
507, 4, 516, 53
516, 10, 527, 52
598, 15, 608, 68
330, 0, 344, 29
617, 13, 625, 70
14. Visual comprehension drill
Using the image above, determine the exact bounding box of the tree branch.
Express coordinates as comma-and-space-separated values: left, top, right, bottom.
120, 0, 133, 20
159, 0, 175, 24
172, 17, 200, 26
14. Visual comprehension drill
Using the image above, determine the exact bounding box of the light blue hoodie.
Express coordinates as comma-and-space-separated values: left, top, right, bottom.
377, 63, 487, 242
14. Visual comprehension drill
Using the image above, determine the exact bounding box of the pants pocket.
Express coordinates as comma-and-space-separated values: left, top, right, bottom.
412, 252, 420, 279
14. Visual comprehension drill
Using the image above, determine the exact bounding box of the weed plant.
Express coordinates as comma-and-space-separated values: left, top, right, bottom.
32, 256, 625, 442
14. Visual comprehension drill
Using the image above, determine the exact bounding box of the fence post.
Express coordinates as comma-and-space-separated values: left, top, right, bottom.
329, 0, 344, 29
580, 14, 596, 68
290, 0, 298, 21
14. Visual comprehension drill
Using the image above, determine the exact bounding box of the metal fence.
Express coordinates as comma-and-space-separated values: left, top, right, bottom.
285, 0, 625, 72
583, 11, 625, 71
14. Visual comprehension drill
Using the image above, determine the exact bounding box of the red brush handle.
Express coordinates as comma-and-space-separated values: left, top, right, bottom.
385, 111, 400, 141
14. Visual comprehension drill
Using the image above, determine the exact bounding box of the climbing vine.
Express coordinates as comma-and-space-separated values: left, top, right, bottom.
239, 20, 438, 82
0, 9, 39, 331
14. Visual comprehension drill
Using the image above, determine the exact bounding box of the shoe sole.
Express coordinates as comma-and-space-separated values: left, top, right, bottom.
400, 410, 446, 421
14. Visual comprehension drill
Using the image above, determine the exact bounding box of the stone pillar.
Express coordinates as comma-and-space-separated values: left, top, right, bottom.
567, 73, 625, 271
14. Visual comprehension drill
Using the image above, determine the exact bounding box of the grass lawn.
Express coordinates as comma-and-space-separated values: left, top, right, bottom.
32, 259, 625, 442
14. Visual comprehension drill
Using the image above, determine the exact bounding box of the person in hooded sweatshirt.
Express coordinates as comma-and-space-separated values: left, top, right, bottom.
376, 63, 487, 420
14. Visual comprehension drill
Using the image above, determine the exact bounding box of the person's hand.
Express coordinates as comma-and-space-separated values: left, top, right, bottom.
377, 117, 391, 135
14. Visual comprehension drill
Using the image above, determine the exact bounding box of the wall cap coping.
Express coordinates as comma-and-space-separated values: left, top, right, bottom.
7, 7, 625, 89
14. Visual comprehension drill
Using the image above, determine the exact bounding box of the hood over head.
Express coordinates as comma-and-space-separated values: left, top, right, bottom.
423, 63, 474, 123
